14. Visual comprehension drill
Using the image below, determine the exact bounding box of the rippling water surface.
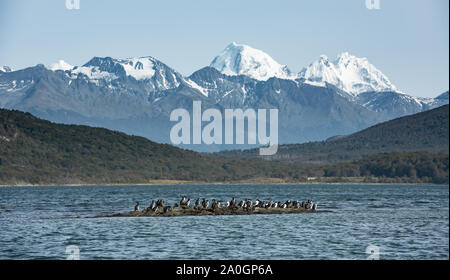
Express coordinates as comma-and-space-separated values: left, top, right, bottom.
0, 184, 448, 259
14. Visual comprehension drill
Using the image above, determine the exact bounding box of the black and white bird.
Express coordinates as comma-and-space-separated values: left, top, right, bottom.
246, 199, 253, 209
202, 199, 209, 208
211, 199, 217, 209
180, 196, 186, 206
148, 200, 156, 211
230, 198, 237, 208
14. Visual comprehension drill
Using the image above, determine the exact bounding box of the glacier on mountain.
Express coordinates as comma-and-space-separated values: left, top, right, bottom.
0, 66, 12, 73
115, 57, 156, 80
71, 65, 118, 81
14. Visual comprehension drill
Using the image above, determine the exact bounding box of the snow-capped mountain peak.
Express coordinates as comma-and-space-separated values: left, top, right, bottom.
77, 56, 157, 80
65, 55, 204, 94
319, 55, 329, 61
49, 60, 74, 71
299, 52, 397, 95
0, 66, 12, 73
210, 42, 295, 81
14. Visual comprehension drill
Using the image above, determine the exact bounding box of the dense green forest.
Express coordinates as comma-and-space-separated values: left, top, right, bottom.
322, 152, 449, 184
0, 109, 448, 185
216, 105, 449, 163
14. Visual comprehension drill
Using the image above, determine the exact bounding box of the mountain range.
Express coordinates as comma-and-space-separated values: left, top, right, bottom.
0, 42, 448, 151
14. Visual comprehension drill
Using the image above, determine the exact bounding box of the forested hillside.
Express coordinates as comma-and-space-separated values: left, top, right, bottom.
1, 109, 448, 185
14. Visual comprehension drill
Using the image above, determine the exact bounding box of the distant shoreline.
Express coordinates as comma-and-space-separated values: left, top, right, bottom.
0, 179, 447, 188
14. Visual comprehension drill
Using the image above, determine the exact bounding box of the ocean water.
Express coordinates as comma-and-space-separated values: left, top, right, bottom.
0, 184, 448, 260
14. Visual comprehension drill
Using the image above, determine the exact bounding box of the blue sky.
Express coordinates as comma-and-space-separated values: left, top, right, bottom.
0, 0, 448, 97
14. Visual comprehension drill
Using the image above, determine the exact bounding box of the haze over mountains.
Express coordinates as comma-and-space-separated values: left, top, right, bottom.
0, 42, 448, 151
216, 104, 450, 163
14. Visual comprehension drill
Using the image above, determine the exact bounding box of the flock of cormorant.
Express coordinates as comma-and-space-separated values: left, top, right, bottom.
133, 196, 318, 214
